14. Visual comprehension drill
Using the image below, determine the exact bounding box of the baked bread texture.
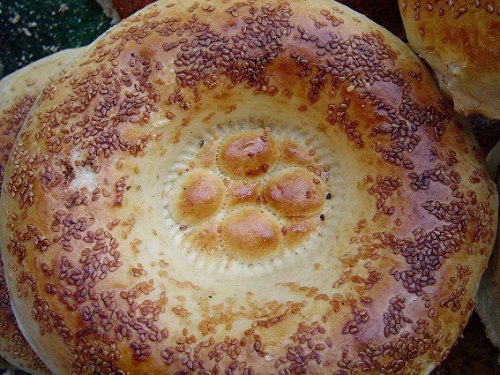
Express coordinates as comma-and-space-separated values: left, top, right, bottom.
398, 0, 500, 119
0, 48, 82, 374
0, 1, 497, 374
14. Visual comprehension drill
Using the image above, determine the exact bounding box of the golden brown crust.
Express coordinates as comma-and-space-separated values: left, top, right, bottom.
263, 167, 326, 217
221, 207, 282, 260
170, 169, 225, 225
0, 1, 496, 374
0, 48, 82, 374
219, 130, 279, 178
399, 0, 500, 119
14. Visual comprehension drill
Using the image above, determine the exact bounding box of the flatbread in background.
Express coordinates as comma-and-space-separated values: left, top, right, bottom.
0, 47, 83, 374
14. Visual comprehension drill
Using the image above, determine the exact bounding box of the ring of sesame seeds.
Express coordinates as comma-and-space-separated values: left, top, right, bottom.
0, 1, 497, 374
0, 48, 83, 374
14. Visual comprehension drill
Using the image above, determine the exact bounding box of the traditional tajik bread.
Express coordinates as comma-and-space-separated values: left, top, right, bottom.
398, 0, 500, 119
0, 48, 83, 374
0, 1, 497, 374
476, 140, 500, 364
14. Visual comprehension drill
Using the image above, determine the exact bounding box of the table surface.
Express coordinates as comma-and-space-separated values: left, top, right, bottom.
0, 0, 110, 78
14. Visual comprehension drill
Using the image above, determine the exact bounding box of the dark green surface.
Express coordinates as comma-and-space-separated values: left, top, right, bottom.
0, 0, 113, 77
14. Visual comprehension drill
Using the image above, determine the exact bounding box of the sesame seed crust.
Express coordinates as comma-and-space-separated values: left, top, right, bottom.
399, 0, 500, 119
0, 1, 497, 375
0, 48, 83, 374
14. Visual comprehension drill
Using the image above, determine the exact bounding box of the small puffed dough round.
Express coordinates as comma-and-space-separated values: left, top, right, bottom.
0, 1, 497, 374
398, 0, 500, 119
0, 48, 83, 374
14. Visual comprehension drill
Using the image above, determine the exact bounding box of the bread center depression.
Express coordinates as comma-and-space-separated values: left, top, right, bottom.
167, 127, 330, 263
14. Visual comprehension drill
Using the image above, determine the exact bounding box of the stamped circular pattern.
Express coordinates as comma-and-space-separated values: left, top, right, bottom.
164, 121, 340, 273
